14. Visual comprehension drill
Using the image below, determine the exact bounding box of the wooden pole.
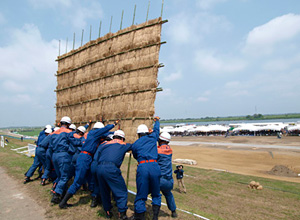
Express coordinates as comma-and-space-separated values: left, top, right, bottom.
146, 0, 150, 22
120, 10, 124, 30
161, 0, 164, 18
109, 16, 113, 33
81, 29, 84, 46
132, 4, 136, 25
98, 21, 102, 38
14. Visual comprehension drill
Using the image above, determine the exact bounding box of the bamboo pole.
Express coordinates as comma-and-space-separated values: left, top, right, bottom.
132, 4, 136, 25
58, 40, 61, 56
146, 0, 150, 22
89, 25, 92, 41
120, 10, 124, 30
73, 32, 75, 50
65, 37, 68, 53
126, 153, 132, 187
161, 0, 164, 18
98, 21, 102, 38
109, 16, 113, 33
81, 29, 84, 46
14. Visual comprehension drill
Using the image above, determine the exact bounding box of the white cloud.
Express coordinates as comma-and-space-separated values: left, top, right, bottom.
194, 50, 246, 74
196, 0, 227, 10
166, 12, 232, 44
0, 24, 57, 103
197, 97, 209, 102
163, 71, 182, 82
243, 14, 300, 55
28, 0, 103, 28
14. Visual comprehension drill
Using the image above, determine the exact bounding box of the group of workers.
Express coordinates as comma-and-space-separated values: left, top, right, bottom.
24, 116, 178, 220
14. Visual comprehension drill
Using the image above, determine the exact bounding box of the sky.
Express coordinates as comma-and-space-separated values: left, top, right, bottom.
1, 0, 300, 127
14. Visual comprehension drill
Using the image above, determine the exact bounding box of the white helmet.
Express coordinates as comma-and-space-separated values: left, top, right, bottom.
60, 116, 71, 124
45, 128, 52, 134
45, 124, 52, 129
54, 127, 60, 131
77, 126, 86, 133
159, 132, 171, 142
114, 130, 125, 139
137, 124, 149, 134
93, 122, 104, 129
69, 124, 76, 130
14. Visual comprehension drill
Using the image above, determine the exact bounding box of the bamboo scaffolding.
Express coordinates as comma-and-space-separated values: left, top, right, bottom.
55, 64, 164, 92
56, 19, 168, 61
56, 88, 162, 108
56, 42, 165, 76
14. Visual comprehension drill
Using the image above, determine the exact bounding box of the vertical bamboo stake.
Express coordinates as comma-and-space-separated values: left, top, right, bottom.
126, 153, 132, 187
65, 37, 68, 53
120, 10, 124, 30
132, 4, 136, 25
161, 0, 164, 18
109, 16, 113, 33
58, 40, 61, 56
146, 0, 150, 22
81, 29, 84, 46
89, 25, 92, 41
72, 32, 75, 50
98, 21, 102, 38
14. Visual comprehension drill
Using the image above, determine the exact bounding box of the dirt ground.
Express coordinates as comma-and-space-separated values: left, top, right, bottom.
171, 135, 300, 183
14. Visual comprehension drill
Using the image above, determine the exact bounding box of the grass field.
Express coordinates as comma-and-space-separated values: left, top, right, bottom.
0, 137, 300, 219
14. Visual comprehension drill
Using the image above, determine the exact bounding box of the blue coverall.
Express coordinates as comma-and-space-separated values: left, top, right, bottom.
49, 126, 81, 195
131, 120, 161, 214
96, 139, 132, 213
40, 135, 57, 181
67, 124, 115, 195
25, 130, 46, 178
157, 144, 176, 212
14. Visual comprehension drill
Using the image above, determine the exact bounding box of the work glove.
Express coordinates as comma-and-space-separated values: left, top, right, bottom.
114, 120, 120, 126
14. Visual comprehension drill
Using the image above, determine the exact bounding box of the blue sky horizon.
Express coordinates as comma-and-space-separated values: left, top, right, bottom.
1, 0, 300, 127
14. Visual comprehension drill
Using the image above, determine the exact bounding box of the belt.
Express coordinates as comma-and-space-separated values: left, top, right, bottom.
81, 151, 92, 156
138, 159, 157, 164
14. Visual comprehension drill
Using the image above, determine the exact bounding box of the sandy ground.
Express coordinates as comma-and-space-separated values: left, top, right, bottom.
0, 167, 46, 220
171, 135, 300, 183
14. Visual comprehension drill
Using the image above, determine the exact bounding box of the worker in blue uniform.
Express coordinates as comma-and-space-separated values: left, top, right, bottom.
131, 117, 161, 220
95, 130, 132, 219
157, 132, 177, 218
24, 125, 52, 184
58, 120, 119, 209
49, 116, 82, 204
69, 124, 90, 179
90, 133, 114, 208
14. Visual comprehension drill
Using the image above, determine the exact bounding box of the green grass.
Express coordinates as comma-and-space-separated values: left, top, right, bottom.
1, 138, 300, 220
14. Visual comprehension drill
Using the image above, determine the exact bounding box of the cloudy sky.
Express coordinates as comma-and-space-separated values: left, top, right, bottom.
0, 0, 300, 127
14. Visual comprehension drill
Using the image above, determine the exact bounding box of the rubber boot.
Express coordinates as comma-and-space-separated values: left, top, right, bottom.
133, 212, 145, 220
23, 177, 31, 184
152, 205, 160, 220
171, 210, 178, 218
59, 192, 73, 209
90, 196, 99, 208
41, 178, 46, 186
118, 211, 128, 220
106, 210, 113, 219
51, 192, 61, 204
